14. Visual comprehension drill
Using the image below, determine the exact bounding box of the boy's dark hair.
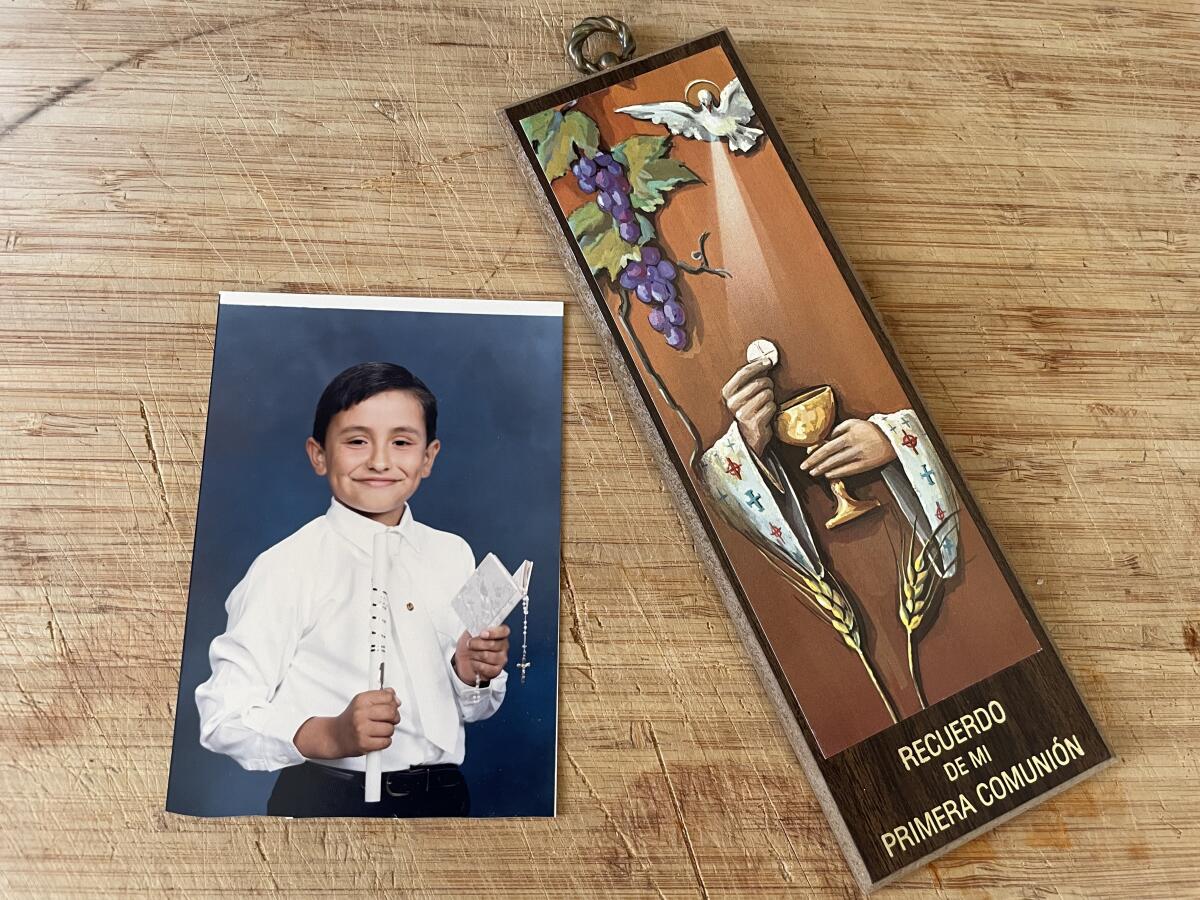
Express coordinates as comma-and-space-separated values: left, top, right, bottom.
312, 362, 438, 445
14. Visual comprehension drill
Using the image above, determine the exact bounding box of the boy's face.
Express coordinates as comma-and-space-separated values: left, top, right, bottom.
306, 389, 440, 526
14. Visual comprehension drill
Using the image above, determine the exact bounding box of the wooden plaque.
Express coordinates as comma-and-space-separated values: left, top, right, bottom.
502, 29, 1113, 890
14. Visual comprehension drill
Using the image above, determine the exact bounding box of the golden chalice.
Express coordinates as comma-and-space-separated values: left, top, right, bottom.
775, 385, 880, 530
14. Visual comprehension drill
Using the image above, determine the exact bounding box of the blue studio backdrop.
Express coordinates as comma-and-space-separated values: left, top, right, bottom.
166, 296, 562, 817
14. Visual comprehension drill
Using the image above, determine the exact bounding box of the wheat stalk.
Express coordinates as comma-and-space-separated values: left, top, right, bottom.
900, 527, 939, 634
898, 516, 956, 709
756, 546, 899, 723
797, 568, 860, 651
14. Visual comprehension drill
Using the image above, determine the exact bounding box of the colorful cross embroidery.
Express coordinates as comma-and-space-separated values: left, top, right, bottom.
769, 523, 783, 541
920, 464, 935, 485
745, 490, 764, 511
935, 502, 946, 522
716, 488, 730, 503
725, 457, 743, 479
901, 431, 919, 452
941, 535, 954, 556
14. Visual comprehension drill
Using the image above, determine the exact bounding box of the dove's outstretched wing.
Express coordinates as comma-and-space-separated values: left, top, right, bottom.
615, 101, 714, 143
727, 126, 764, 153
717, 78, 756, 125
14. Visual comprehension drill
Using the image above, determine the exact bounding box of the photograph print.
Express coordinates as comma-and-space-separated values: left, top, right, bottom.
166, 292, 563, 817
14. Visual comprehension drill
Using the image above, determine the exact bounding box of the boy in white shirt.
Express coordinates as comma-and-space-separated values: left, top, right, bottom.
195, 362, 510, 817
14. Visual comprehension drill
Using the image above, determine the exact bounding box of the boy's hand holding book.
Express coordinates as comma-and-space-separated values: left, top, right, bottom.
453, 625, 510, 685
293, 688, 401, 759
449, 553, 530, 687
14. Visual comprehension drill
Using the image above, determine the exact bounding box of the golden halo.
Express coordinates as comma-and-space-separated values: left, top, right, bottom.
684, 78, 721, 107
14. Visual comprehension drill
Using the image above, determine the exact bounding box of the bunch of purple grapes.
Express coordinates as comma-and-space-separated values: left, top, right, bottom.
572, 150, 688, 350
572, 151, 641, 243
618, 245, 686, 350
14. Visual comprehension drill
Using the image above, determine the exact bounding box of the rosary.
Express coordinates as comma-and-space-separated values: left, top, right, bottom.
469, 588, 531, 704
518, 592, 531, 683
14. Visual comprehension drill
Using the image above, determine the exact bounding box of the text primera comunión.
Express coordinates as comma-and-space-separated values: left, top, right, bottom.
880, 733, 1087, 859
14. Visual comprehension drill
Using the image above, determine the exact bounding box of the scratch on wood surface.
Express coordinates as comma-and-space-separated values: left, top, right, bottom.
138, 398, 173, 525
0, 0, 405, 140
564, 748, 641, 866
649, 720, 709, 899
928, 861, 947, 896
562, 563, 597, 687
253, 840, 281, 891
372, 98, 403, 125
753, 770, 815, 890
41, 584, 97, 723
44, 595, 70, 662
1183, 623, 1200, 665
12, 671, 52, 732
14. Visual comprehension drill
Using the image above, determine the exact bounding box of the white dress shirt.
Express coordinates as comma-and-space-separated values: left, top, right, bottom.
195, 497, 506, 772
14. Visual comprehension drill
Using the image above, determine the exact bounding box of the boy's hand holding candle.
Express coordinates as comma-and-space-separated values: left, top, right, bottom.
293, 688, 401, 759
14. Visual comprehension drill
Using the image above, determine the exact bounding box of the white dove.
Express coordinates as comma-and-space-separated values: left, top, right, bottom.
616, 77, 764, 153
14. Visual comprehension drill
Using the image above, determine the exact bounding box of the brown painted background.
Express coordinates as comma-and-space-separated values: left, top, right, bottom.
544, 45, 1041, 756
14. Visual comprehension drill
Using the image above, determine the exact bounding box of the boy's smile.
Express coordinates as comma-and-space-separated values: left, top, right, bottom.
305, 389, 440, 526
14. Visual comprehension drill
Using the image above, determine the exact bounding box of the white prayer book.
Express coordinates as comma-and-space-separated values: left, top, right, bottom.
452, 554, 533, 636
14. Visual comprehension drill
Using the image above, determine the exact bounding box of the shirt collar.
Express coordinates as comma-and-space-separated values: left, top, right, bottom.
325, 496, 423, 555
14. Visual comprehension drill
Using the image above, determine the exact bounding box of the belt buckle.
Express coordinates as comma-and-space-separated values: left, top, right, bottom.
383, 771, 410, 798
384, 766, 430, 798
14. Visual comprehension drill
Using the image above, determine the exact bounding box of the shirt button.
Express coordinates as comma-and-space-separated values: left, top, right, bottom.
406, 602, 414, 611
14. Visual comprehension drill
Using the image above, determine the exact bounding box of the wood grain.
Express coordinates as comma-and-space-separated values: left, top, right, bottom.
1, 1, 1196, 896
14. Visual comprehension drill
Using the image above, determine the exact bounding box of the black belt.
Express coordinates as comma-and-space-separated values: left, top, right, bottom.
304, 760, 460, 797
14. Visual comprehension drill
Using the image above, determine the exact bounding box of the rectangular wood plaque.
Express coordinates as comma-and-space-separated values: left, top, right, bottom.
503, 28, 1113, 890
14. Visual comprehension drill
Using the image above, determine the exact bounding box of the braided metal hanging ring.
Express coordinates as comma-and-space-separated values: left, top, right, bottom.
567, 17, 636, 74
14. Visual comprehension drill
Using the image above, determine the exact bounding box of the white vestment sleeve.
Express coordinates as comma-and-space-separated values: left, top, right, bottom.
698, 422, 824, 579
868, 410, 961, 577
194, 556, 310, 771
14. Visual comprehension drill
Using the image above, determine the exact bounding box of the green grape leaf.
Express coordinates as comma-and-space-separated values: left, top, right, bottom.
524, 109, 600, 180
567, 200, 609, 244
633, 157, 703, 211
568, 201, 643, 281
611, 134, 702, 211
634, 213, 656, 245
583, 229, 643, 281
520, 110, 558, 147
611, 134, 670, 171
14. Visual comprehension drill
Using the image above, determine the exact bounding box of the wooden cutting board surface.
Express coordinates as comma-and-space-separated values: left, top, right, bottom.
1, 2, 1195, 896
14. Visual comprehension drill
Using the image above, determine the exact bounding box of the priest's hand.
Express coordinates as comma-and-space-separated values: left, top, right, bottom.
722, 356, 777, 456
801, 418, 896, 479
454, 625, 510, 685
293, 688, 400, 758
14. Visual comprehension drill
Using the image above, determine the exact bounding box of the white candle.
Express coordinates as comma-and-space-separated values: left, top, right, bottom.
365, 532, 390, 802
